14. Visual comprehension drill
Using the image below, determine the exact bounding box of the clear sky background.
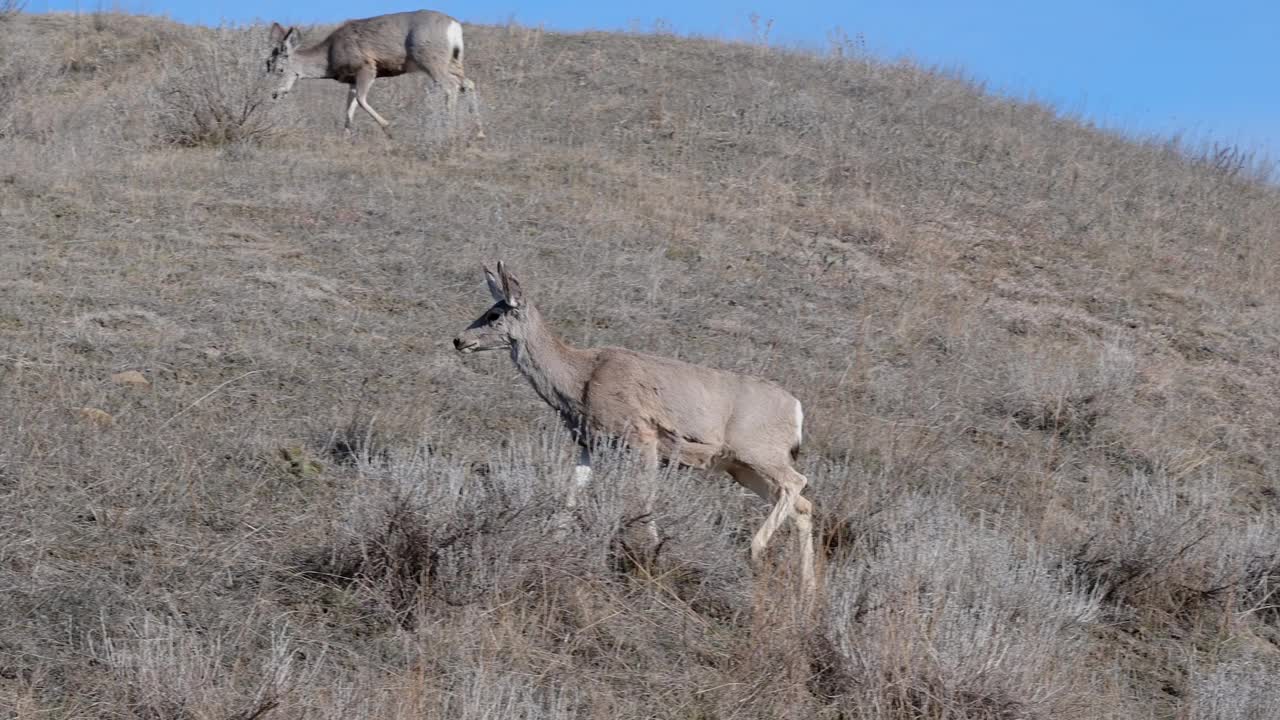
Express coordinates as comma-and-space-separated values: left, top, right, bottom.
35, 0, 1280, 161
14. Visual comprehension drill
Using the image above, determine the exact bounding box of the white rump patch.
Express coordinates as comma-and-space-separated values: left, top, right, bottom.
447, 20, 463, 51
794, 400, 804, 447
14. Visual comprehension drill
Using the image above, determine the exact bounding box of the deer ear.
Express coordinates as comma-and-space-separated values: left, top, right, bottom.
497, 261, 523, 308
269, 22, 286, 43
483, 265, 505, 304
282, 27, 300, 48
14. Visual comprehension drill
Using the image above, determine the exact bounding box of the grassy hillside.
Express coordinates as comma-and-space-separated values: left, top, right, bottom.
2, 11, 1280, 719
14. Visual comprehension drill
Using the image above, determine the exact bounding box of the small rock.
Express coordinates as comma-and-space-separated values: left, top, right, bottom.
111, 370, 150, 387
78, 407, 114, 427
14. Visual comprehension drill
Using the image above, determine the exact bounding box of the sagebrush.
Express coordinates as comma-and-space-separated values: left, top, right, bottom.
152, 26, 286, 146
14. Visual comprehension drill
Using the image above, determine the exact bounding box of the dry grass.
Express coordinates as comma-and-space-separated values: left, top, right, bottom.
1, 11, 1280, 719
821, 493, 1103, 719
152, 26, 290, 147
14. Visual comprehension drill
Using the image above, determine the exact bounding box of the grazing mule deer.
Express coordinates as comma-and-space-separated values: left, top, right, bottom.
265, 10, 484, 138
453, 263, 816, 592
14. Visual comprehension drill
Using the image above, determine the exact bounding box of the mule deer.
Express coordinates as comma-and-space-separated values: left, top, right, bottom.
453, 263, 816, 592
265, 10, 484, 138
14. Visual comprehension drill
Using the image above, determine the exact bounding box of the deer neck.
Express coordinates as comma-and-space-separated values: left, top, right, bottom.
293, 43, 334, 80
509, 308, 591, 426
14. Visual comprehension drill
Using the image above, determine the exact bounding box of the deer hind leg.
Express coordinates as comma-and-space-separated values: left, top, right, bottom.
461, 78, 485, 140
443, 81, 459, 115
353, 66, 392, 136
731, 462, 815, 591
728, 463, 788, 561
416, 61, 462, 131
450, 61, 485, 140
791, 487, 816, 592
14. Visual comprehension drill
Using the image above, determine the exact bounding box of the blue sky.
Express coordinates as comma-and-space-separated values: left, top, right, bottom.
39, 0, 1280, 159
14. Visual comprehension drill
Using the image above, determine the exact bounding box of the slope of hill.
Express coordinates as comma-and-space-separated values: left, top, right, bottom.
2, 12, 1279, 719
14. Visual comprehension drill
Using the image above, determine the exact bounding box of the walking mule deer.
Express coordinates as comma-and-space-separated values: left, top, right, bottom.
265, 10, 484, 138
453, 263, 816, 592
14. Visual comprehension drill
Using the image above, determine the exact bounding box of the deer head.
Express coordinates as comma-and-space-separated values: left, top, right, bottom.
266, 22, 302, 99
453, 262, 531, 354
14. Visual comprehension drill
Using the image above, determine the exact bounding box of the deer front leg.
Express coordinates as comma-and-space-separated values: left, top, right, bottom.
343, 84, 358, 135
636, 433, 661, 547
353, 66, 393, 137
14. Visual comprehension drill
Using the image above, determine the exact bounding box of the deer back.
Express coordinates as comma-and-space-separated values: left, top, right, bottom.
323, 10, 459, 78
583, 348, 800, 462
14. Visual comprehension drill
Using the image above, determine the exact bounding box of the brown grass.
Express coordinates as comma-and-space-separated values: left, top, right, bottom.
2, 12, 1279, 719
152, 26, 288, 147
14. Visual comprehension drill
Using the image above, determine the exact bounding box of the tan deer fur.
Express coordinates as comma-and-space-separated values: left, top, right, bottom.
453, 262, 816, 592
266, 10, 484, 138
